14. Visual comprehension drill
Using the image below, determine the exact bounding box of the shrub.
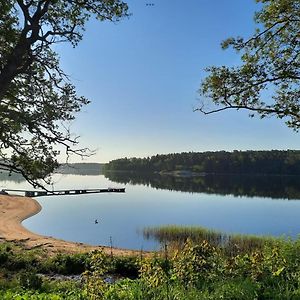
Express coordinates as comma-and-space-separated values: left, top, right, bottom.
42, 253, 90, 275
19, 271, 43, 290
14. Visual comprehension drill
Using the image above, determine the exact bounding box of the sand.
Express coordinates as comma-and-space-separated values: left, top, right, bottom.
0, 195, 139, 256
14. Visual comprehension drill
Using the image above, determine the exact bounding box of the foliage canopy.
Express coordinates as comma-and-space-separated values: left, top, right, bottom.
105, 150, 300, 175
198, 0, 300, 130
0, 0, 129, 187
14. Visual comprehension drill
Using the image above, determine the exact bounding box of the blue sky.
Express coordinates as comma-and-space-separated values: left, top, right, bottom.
57, 0, 300, 163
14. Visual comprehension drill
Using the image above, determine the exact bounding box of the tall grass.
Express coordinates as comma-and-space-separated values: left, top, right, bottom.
143, 225, 276, 254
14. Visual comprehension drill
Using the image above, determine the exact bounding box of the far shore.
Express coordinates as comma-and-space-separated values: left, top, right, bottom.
0, 195, 139, 256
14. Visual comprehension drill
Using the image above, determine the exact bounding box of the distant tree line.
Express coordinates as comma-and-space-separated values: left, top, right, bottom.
57, 163, 104, 175
104, 150, 300, 175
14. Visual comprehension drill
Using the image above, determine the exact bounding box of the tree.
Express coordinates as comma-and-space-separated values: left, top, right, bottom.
197, 0, 300, 130
0, 0, 129, 187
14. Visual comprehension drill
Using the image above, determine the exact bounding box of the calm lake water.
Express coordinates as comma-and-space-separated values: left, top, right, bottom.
2, 172, 300, 250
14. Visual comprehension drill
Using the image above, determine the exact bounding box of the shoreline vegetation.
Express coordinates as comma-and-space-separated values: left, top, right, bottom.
2, 169, 300, 299
56, 163, 104, 176
0, 193, 285, 256
143, 225, 277, 255
0, 192, 290, 256
3, 195, 300, 298
2, 214, 300, 300
104, 150, 300, 176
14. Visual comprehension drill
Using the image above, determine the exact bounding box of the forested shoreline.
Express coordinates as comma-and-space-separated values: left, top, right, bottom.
104, 150, 300, 175
57, 163, 104, 175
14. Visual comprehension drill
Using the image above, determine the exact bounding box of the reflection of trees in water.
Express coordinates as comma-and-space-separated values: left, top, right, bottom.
104, 172, 300, 200
0, 172, 26, 183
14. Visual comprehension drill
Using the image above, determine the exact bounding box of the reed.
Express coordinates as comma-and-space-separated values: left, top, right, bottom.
143, 225, 276, 254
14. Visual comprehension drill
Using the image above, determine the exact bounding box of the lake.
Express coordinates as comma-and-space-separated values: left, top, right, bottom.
2, 172, 300, 250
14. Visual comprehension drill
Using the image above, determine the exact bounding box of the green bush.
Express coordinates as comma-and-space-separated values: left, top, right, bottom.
83, 238, 300, 299
111, 256, 139, 278
0, 289, 85, 299
41, 253, 90, 275
4, 238, 300, 299
0, 250, 9, 265
19, 271, 43, 290
211, 279, 258, 300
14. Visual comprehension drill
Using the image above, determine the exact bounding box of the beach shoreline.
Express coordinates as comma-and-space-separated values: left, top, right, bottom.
0, 195, 138, 256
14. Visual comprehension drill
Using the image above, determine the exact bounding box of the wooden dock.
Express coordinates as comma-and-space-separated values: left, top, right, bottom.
2, 188, 125, 197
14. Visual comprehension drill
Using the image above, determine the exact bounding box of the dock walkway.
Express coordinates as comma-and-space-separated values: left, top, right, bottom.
3, 188, 125, 197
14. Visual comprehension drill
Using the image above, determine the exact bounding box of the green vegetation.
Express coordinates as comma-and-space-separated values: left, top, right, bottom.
143, 225, 275, 255
105, 150, 300, 176
0, 0, 128, 187
198, 0, 300, 130
84, 237, 300, 299
4, 233, 300, 299
57, 163, 104, 176
0, 241, 139, 299
0, 242, 87, 299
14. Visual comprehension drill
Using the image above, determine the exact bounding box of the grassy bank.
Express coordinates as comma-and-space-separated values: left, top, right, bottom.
2, 232, 300, 299
0, 241, 139, 299
85, 236, 300, 299
143, 225, 276, 254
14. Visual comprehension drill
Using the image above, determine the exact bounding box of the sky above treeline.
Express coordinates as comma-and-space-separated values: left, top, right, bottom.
57, 0, 300, 163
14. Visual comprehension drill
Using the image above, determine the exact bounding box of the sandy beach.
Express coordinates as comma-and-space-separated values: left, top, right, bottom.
0, 195, 138, 256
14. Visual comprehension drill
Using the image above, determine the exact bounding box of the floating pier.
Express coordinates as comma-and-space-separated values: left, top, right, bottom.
2, 188, 125, 197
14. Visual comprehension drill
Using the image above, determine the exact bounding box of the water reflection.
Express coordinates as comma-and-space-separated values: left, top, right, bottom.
2, 169, 300, 200
10, 173, 300, 250
0, 172, 25, 184
104, 172, 300, 200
